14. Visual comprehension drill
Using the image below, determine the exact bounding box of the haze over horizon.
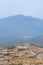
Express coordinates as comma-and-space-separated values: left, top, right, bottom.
0, 0, 43, 19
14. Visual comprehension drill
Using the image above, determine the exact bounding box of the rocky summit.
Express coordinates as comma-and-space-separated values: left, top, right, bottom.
0, 43, 43, 65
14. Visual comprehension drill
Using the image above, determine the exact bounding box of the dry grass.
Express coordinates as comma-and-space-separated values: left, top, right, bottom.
12, 57, 43, 64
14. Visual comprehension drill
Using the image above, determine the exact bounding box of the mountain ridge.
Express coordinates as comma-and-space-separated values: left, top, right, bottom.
0, 14, 43, 21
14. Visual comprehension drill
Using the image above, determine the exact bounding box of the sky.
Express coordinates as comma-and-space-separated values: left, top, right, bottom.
0, 0, 43, 19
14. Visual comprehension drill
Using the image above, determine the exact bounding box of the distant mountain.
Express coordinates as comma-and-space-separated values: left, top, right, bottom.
0, 14, 43, 47
29, 35, 43, 47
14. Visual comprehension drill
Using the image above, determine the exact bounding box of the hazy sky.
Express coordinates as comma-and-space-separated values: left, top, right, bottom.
0, 0, 43, 19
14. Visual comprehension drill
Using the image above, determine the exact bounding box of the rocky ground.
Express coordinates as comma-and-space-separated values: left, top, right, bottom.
0, 43, 43, 65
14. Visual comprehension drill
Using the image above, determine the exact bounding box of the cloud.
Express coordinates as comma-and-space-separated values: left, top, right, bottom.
22, 36, 32, 38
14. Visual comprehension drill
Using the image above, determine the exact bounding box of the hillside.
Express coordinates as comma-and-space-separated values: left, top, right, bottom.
0, 43, 43, 65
